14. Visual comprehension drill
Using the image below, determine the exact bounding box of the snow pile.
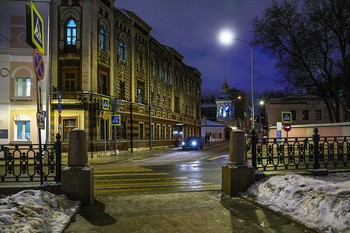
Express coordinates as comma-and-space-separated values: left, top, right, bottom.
248, 173, 350, 233
0, 190, 78, 233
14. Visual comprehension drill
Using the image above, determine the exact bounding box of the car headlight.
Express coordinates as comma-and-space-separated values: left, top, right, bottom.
191, 141, 197, 146
181, 141, 185, 145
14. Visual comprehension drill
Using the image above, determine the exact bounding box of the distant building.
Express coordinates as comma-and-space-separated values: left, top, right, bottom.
201, 81, 252, 141
266, 95, 346, 127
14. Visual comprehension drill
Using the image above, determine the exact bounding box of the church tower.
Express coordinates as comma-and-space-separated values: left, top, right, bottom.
216, 80, 235, 123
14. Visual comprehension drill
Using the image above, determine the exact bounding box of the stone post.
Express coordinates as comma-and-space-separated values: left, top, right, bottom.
222, 130, 255, 196
61, 129, 94, 205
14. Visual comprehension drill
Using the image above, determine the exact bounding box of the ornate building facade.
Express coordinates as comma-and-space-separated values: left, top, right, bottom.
49, 0, 202, 152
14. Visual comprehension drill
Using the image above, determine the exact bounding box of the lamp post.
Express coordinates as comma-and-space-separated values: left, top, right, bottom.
218, 29, 255, 130
250, 47, 254, 130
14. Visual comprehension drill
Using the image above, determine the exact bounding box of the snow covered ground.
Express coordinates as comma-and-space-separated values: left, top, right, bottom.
0, 190, 79, 233
0, 172, 349, 233
248, 172, 350, 233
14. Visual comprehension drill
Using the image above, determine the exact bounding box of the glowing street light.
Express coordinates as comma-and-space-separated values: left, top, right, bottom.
217, 28, 255, 130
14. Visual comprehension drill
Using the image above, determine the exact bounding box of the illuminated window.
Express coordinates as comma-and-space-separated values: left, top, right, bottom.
137, 81, 144, 104
99, 26, 108, 51
66, 19, 77, 45
15, 77, 31, 97
119, 40, 126, 61
13, 114, 31, 141
16, 121, 30, 140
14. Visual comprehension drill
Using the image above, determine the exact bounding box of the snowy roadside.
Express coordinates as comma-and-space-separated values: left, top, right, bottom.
0, 190, 79, 233
248, 172, 350, 233
1, 172, 349, 233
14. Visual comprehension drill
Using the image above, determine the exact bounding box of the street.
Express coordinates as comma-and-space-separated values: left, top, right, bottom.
92, 142, 229, 195
65, 141, 314, 233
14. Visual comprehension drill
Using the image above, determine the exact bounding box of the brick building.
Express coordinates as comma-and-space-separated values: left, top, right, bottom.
0, 0, 202, 153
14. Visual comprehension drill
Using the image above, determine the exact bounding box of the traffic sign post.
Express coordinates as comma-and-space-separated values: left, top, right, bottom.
26, 0, 45, 185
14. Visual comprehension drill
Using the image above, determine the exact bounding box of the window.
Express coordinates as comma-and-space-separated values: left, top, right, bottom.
99, 26, 108, 51
151, 123, 155, 140
120, 81, 125, 100
63, 118, 77, 141
302, 110, 309, 120
119, 40, 126, 61
98, 73, 108, 95
15, 121, 30, 141
175, 96, 180, 113
168, 126, 172, 139
138, 53, 143, 71
163, 125, 166, 139
137, 81, 144, 104
66, 19, 77, 45
139, 123, 144, 139
315, 110, 322, 120
16, 77, 31, 97
137, 88, 143, 104
156, 124, 160, 140
291, 110, 296, 121
63, 73, 76, 93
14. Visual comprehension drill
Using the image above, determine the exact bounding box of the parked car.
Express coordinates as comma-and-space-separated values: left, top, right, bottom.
181, 137, 203, 150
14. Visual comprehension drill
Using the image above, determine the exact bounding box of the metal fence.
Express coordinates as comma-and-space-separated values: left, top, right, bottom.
0, 134, 61, 184
251, 128, 350, 171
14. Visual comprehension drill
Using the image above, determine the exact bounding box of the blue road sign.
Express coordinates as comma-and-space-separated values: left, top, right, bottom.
102, 98, 109, 110
282, 111, 292, 123
111, 114, 121, 126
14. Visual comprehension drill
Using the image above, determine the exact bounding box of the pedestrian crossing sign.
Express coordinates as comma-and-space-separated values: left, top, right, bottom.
111, 114, 121, 126
26, 1, 45, 54
102, 98, 109, 110
282, 111, 292, 123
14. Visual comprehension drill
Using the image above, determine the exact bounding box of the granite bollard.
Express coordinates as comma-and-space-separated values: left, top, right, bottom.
61, 129, 94, 205
222, 130, 255, 196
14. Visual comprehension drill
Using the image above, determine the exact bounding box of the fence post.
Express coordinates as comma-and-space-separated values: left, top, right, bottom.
251, 129, 257, 169
55, 133, 61, 183
313, 127, 320, 169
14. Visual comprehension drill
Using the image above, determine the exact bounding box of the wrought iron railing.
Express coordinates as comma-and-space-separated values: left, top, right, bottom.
0, 134, 61, 184
251, 128, 350, 171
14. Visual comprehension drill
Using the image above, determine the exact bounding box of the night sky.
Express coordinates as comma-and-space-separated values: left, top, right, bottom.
116, 0, 283, 100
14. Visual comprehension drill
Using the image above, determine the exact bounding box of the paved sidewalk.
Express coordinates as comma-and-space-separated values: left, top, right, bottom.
64, 190, 316, 233
62, 148, 320, 233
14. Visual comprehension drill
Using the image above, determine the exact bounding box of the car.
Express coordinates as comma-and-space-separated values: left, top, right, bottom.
181, 137, 203, 150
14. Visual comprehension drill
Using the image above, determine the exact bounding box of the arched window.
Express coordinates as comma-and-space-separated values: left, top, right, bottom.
66, 19, 77, 45
119, 40, 126, 61
99, 26, 107, 51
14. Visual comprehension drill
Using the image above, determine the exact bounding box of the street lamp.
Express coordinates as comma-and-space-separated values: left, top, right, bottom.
218, 29, 255, 130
